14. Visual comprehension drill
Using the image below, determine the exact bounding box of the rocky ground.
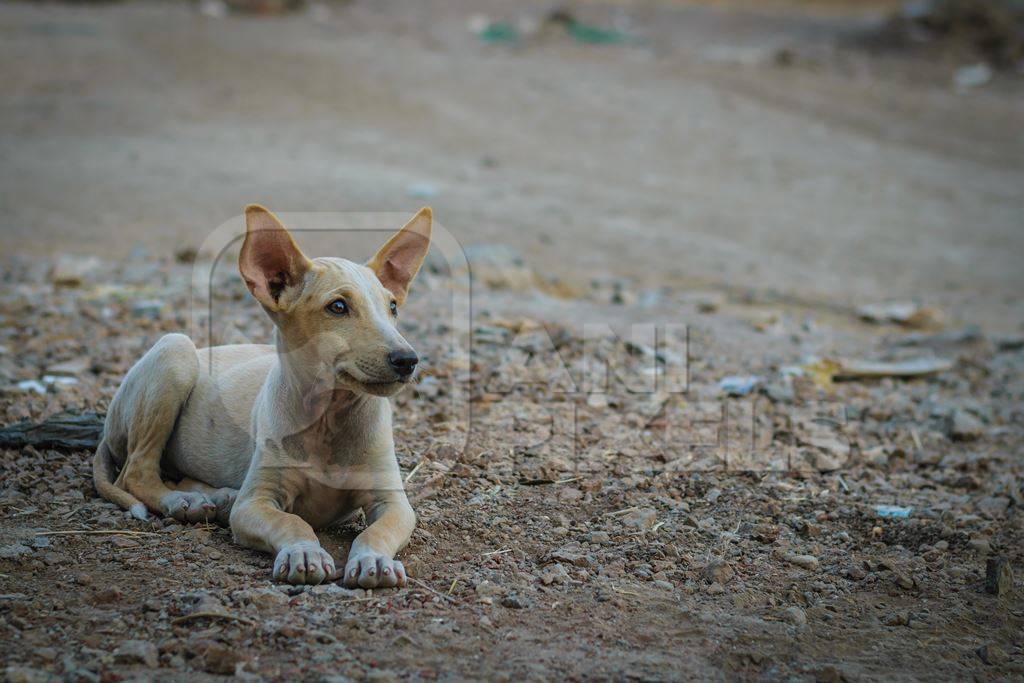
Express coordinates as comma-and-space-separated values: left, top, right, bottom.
0, 248, 1021, 681
1, 0, 1023, 679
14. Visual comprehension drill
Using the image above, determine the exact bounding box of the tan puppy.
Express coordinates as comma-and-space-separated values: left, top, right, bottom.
93, 206, 430, 587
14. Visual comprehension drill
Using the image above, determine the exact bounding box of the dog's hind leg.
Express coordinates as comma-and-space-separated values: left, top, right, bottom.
103, 333, 217, 523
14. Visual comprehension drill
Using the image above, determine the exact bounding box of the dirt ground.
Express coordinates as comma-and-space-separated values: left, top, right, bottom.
1, 0, 1022, 681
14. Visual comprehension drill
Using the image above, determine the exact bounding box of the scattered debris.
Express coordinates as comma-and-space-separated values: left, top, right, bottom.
984, 557, 1013, 596
832, 357, 954, 380
857, 301, 946, 328
874, 505, 913, 518
718, 375, 760, 397
954, 62, 994, 89
0, 411, 105, 451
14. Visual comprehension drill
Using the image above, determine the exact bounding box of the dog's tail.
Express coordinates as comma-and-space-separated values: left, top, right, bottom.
93, 439, 149, 521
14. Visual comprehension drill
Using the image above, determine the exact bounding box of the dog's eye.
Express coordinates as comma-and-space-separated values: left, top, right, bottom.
325, 299, 348, 316
390, 301, 398, 316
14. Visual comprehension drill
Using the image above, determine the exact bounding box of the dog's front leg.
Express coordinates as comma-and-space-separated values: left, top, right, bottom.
229, 472, 338, 585
344, 489, 416, 589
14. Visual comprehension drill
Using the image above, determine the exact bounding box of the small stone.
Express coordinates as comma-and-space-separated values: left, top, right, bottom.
540, 563, 570, 586
815, 665, 845, 683
782, 553, 819, 570
109, 536, 139, 548
751, 524, 779, 544
783, 606, 807, 627
705, 582, 726, 595
884, 611, 909, 626
113, 639, 159, 668
894, 573, 915, 590
474, 580, 505, 598
131, 299, 165, 320
702, 559, 735, 585
975, 644, 1006, 666
968, 538, 992, 555
985, 557, 1013, 596
202, 643, 245, 675
501, 593, 527, 609
238, 587, 288, 613
46, 357, 91, 377
653, 579, 674, 591
933, 540, 949, 551
976, 496, 1011, 519
0, 543, 32, 560
847, 565, 867, 581
93, 587, 123, 603
949, 409, 983, 441
621, 508, 658, 530
50, 255, 102, 287
587, 531, 610, 545
3, 666, 59, 683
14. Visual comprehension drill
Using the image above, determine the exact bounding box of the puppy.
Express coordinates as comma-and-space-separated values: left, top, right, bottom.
94, 206, 430, 587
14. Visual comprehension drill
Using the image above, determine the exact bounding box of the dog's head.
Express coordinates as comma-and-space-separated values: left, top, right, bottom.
239, 206, 432, 397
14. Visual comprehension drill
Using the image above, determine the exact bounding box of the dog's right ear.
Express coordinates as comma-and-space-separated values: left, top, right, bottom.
239, 205, 312, 311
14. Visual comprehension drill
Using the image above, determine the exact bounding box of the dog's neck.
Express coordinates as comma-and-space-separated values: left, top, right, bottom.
273, 328, 364, 428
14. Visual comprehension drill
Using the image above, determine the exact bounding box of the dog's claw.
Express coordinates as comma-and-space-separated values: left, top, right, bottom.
160, 491, 217, 524
343, 552, 406, 589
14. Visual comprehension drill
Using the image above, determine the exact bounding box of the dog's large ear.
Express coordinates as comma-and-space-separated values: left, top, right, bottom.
367, 207, 432, 306
239, 205, 312, 311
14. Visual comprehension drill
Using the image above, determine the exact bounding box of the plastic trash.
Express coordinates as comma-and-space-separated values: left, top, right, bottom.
718, 375, 760, 397
874, 505, 913, 518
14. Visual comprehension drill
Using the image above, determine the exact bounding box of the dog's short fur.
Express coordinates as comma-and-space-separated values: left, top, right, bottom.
93, 206, 431, 586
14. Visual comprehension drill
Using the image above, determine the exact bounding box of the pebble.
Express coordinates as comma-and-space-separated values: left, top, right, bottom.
501, 593, 527, 609
113, 640, 159, 668
238, 587, 288, 613
130, 299, 165, 320
540, 563, 570, 586
782, 553, 819, 571
783, 606, 806, 627
587, 531, 611, 545
0, 543, 32, 560
894, 573, 915, 590
3, 666, 59, 683
968, 538, 992, 555
202, 643, 245, 675
948, 409, 983, 440
975, 643, 1006, 666
984, 557, 1013, 596
621, 508, 658, 529
702, 559, 735, 585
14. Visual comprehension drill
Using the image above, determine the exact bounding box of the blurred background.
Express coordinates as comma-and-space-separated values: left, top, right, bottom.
1, 0, 1022, 329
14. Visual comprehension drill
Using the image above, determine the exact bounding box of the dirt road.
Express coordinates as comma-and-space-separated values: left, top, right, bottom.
1, 0, 1022, 327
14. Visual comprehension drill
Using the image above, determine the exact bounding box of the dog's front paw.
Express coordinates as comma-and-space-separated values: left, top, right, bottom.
343, 552, 407, 589
160, 491, 217, 523
273, 542, 337, 585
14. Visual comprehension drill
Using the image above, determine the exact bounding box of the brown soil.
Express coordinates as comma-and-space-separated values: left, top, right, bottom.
1, 1, 1022, 681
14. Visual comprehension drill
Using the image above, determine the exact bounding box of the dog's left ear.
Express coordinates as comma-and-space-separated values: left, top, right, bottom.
368, 207, 432, 306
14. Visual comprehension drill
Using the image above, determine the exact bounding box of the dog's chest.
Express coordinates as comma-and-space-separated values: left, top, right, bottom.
287, 462, 372, 528
277, 398, 381, 528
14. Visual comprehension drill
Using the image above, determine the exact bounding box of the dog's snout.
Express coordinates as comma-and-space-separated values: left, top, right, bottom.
387, 349, 418, 377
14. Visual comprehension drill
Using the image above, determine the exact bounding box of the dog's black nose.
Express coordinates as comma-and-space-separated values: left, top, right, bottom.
387, 349, 419, 377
